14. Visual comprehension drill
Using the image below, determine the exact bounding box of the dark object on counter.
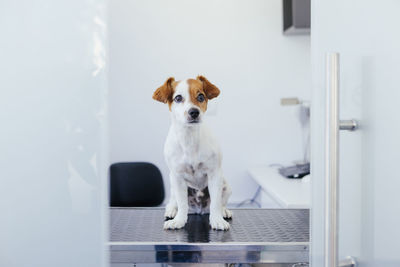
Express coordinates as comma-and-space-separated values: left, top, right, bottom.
110, 162, 165, 207
279, 163, 310, 179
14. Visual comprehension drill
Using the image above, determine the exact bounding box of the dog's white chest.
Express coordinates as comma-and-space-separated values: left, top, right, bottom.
177, 160, 209, 190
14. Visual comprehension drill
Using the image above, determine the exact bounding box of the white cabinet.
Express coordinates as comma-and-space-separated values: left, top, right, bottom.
249, 166, 310, 208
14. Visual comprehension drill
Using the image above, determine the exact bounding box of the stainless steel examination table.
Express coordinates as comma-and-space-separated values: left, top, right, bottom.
109, 208, 309, 266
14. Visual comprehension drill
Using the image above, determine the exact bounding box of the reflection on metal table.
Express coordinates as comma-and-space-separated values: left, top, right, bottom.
109, 208, 309, 265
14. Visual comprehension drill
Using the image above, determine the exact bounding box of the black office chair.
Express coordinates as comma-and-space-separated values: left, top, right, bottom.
110, 162, 165, 207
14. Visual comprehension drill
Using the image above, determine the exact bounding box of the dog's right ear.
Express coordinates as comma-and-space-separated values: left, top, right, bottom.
153, 77, 175, 103
196, 75, 220, 100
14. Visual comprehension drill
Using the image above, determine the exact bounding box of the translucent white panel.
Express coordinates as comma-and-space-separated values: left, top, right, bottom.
311, 0, 400, 266
0, 1, 108, 267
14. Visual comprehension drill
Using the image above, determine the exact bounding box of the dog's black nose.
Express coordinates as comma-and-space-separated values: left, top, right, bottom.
189, 108, 200, 119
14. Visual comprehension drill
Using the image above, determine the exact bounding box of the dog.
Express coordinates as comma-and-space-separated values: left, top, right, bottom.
153, 75, 232, 230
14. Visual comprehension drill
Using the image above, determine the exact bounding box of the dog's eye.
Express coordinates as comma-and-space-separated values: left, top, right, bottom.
197, 94, 205, 102
174, 95, 183, 103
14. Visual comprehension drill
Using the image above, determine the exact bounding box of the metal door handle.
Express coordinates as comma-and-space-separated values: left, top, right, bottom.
325, 53, 358, 267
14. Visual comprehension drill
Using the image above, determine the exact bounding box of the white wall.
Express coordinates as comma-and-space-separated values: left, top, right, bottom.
109, 0, 311, 203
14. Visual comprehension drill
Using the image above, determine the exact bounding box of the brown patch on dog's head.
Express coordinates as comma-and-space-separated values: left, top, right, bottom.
187, 79, 208, 112
186, 76, 220, 112
153, 77, 177, 110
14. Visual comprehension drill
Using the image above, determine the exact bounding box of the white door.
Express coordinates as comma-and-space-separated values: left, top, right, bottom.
0, 1, 108, 267
311, 0, 400, 266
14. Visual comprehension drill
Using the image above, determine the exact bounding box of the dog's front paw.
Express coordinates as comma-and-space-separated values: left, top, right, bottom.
163, 217, 186, 230
164, 205, 177, 220
210, 216, 230, 230
223, 208, 232, 219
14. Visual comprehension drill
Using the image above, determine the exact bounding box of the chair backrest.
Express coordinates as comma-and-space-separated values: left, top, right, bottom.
110, 162, 165, 207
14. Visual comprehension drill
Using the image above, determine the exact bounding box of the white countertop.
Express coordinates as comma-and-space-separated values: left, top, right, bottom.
248, 165, 310, 208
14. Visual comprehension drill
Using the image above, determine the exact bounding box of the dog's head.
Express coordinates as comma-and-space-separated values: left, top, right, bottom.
153, 75, 220, 125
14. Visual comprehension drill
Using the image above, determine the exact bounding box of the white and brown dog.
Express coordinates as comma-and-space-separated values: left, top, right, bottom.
153, 75, 232, 230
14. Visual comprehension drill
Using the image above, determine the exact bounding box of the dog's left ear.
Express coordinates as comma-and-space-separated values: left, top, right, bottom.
153, 77, 175, 103
197, 75, 220, 100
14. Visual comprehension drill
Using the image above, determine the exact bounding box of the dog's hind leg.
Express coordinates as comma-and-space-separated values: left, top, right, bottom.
221, 179, 232, 219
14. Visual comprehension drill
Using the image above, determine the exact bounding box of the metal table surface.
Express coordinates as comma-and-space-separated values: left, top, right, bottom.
109, 208, 309, 265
